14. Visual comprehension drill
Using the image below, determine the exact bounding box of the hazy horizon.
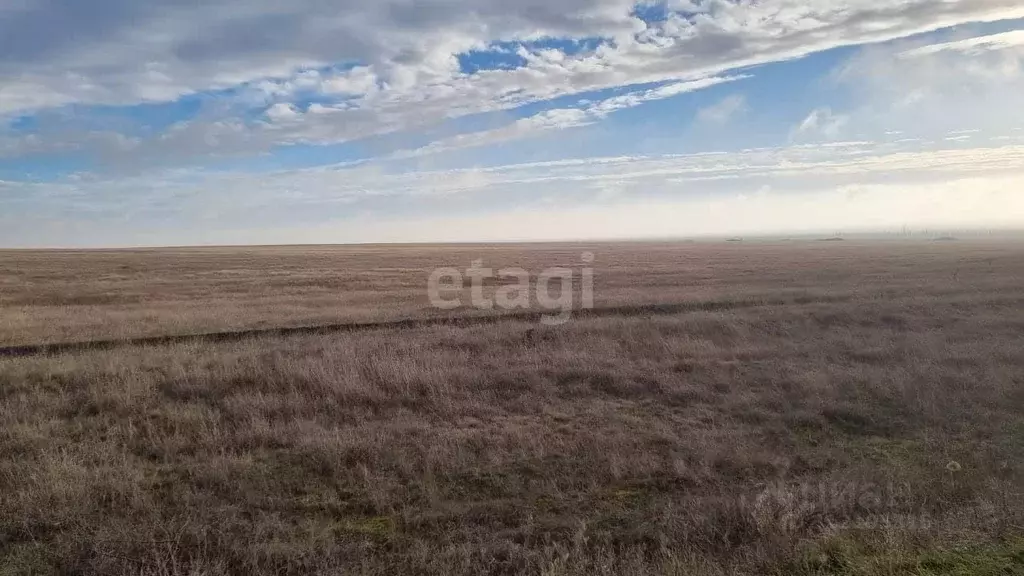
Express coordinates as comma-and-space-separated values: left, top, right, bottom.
5, 227, 1024, 251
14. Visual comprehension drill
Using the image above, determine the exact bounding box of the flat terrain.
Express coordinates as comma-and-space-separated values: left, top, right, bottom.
1, 241, 1023, 575
3, 240, 1022, 346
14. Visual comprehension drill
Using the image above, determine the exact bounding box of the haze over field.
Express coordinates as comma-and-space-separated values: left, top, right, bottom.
2, 1, 1024, 246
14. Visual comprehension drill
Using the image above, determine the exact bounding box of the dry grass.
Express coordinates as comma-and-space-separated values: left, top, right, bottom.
1, 241, 1023, 574
2, 240, 1021, 345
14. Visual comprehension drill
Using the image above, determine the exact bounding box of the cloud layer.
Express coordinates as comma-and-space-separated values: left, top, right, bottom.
2, 1, 1024, 245
3, 0, 1024, 155
4, 136, 1024, 246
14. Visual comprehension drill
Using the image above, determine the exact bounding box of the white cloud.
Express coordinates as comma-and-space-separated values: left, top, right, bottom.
793, 107, 849, 139
818, 27, 1024, 140
394, 74, 745, 158
902, 29, 1024, 57
265, 103, 301, 122
393, 109, 596, 159
225, 174, 1016, 244
321, 67, 380, 95
5, 139, 1024, 246
0, 73, 745, 166
2, 0, 1024, 160
696, 94, 747, 124
585, 76, 747, 117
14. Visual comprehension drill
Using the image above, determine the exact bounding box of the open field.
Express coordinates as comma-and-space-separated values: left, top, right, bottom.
2, 241, 1024, 575
2, 239, 1023, 346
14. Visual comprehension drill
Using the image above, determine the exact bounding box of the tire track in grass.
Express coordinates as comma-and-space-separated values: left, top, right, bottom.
0, 294, 854, 358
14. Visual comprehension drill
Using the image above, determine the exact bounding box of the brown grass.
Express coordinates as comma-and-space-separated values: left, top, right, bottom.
2, 240, 1021, 345
1, 241, 1023, 575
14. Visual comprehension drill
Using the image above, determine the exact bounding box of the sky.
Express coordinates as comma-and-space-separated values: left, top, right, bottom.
2, 0, 1024, 247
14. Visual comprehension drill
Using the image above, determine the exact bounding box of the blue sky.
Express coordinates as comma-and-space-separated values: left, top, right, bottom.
2, 1, 1024, 246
